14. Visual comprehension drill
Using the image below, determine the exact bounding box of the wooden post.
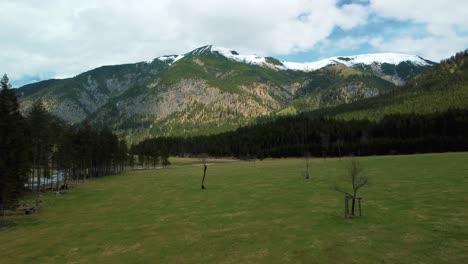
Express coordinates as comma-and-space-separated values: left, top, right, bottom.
358, 198, 362, 217
344, 196, 349, 218
345, 196, 348, 218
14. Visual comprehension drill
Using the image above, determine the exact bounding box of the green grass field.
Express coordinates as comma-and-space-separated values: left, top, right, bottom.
1, 153, 468, 263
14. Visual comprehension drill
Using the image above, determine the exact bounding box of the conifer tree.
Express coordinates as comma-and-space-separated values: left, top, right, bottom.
27, 100, 54, 192
0, 74, 29, 218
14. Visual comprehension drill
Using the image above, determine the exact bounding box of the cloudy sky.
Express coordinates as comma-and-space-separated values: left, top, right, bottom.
2, 0, 468, 87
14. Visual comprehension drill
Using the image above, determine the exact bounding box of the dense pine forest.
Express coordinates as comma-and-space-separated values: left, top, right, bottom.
0, 74, 128, 214
132, 109, 468, 159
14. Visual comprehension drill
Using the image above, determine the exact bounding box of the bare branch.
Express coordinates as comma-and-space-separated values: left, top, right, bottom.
333, 158, 368, 198
333, 184, 352, 197
355, 175, 368, 190
198, 153, 208, 166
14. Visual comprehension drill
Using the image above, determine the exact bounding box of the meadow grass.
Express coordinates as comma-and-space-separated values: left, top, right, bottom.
1, 153, 468, 263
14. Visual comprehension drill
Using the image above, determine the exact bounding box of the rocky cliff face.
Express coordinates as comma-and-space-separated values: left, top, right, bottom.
90, 78, 294, 139
19, 61, 169, 123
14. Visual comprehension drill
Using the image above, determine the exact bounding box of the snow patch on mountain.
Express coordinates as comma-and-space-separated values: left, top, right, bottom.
158, 55, 177, 62
283, 60, 335, 72
210, 46, 270, 66
155, 54, 185, 65
339, 53, 430, 66
283, 53, 431, 72
172, 54, 185, 64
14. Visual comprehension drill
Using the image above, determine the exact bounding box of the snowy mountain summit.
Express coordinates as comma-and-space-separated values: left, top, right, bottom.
283, 53, 433, 72
154, 45, 435, 73
155, 45, 272, 67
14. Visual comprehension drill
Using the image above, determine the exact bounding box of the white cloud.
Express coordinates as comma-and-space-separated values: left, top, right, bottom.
370, 35, 468, 62
2, 0, 467, 85
333, 37, 370, 50
368, 0, 468, 60
0, 0, 369, 84
370, 0, 468, 35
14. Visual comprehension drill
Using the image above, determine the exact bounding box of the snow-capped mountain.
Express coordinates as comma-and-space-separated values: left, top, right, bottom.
151, 45, 273, 67
17, 45, 436, 141
152, 45, 435, 74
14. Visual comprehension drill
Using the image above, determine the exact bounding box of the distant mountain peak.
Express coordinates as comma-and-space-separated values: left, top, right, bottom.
150, 45, 274, 68
283, 53, 435, 72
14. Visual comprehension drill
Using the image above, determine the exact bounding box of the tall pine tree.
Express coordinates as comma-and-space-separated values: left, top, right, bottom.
27, 100, 55, 192
0, 74, 29, 218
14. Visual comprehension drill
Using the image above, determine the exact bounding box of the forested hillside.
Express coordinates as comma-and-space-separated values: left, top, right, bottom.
132, 51, 468, 159
311, 50, 468, 120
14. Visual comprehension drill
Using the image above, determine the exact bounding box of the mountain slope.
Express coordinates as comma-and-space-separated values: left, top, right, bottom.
88, 51, 306, 139
287, 64, 397, 113
17, 45, 435, 140
18, 60, 173, 123
307, 50, 468, 120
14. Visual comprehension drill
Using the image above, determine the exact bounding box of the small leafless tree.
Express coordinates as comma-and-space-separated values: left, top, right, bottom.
334, 159, 368, 216
304, 151, 311, 179
199, 154, 209, 189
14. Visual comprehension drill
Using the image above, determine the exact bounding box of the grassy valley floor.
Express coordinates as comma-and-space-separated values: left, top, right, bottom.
1, 153, 468, 263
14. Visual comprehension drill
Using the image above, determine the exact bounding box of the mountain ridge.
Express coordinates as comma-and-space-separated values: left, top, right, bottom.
146, 44, 434, 78
16, 45, 435, 91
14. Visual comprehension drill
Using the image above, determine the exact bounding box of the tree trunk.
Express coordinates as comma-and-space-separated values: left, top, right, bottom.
201, 165, 207, 189
0, 204, 4, 226
82, 164, 86, 181
55, 168, 60, 191
29, 168, 33, 192
36, 168, 41, 193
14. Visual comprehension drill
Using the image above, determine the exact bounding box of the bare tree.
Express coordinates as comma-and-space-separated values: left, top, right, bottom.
334, 159, 368, 216
304, 151, 311, 179
199, 154, 208, 189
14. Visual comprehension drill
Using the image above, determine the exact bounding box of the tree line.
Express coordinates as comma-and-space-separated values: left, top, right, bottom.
132, 108, 468, 159
129, 139, 170, 169
0, 74, 128, 215
439, 49, 468, 65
